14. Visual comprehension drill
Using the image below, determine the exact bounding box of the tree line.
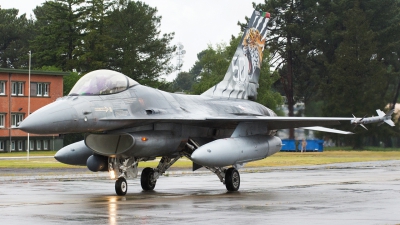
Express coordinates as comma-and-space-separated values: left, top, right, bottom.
0, 0, 175, 87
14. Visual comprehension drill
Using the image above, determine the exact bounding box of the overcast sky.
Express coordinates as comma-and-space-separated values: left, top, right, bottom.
1, 0, 263, 80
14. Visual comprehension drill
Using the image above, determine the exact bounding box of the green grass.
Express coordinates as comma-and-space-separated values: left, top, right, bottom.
246, 151, 400, 167
1, 150, 400, 169
0, 151, 56, 156
324, 146, 400, 151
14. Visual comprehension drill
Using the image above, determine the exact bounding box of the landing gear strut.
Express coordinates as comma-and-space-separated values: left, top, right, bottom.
205, 166, 241, 192
108, 157, 139, 196
140, 155, 181, 191
184, 139, 241, 192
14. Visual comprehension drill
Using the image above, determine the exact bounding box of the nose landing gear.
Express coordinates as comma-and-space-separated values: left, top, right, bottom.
115, 177, 128, 195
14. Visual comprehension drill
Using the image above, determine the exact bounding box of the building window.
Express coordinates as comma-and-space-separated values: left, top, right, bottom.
11, 141, 15, 151
12, 82, 24, 96
0, 114, 4, 128
32, 83, 50, 97
0, 81, 5, 95
0, 140, 4, 151
11, 113, 24, 127
18, 140, 23, 151
37, 83, 42, 96
37, 140, 41, 150
43, 140, 48, 150
30, 140, 34, 150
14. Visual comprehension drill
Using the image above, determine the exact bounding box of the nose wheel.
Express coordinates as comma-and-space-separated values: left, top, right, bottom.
115, 177, 128, 196
225, 167, 240, 191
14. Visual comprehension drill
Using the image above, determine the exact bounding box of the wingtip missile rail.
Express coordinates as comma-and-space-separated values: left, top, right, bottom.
351, 109, 395, 130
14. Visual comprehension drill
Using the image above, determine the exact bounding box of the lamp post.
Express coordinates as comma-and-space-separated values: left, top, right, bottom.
27, 51, 31, 161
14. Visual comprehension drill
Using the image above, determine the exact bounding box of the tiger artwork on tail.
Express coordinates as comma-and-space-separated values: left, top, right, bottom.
201, 10, 270, 100
242, 28, 266, 80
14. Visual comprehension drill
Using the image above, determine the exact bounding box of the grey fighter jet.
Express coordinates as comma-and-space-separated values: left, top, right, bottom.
18, 10, 394, 196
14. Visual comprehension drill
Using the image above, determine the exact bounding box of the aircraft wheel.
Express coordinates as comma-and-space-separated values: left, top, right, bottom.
141, 167, 156, 191
225, 167, 240, 191
115, 177, 128, 196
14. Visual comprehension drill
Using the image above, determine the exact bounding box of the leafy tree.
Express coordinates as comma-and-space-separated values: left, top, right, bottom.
75, 0, 114, 72
364, 0, 400, 110
322, 2, 386, 148
106, 1, 175, 84
191, 44, 230, 94
31, 0, 85, 71
0, 8, 32, 68
172, 72, 196, 92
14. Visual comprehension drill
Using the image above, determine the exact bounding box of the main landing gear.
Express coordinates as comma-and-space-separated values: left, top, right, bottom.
225, 167, 240, 191
140, 155, 181, 191
184, 139, 241, 192
141, 167, 156, 191
108, 154, 241, 195
204, 166, 241, 192
109, 155, 181, 195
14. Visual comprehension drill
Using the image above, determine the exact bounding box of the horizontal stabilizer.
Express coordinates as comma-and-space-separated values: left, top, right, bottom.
376, 109, 385, 117
301, 126, 354, 134
385, 119, 395, 127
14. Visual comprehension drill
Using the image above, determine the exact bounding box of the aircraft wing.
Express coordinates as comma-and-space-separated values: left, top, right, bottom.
100, 115, 354, 133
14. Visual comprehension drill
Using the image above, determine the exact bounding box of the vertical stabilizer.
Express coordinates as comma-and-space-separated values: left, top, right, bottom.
201, 10, 270, 100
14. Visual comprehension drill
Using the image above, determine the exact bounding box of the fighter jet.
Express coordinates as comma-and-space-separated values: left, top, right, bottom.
18, 10, 394, 196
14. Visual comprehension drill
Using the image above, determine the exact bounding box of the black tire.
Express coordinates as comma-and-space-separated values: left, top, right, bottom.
115, 177, 128, 196
141, 167, 156, 191
225, 167, 240, 191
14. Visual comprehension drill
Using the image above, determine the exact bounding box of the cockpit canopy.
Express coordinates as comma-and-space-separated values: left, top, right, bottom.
69, 69, 138, 96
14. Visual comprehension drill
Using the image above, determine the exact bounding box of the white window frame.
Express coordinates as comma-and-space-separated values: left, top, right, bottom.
0, 140, 4, 151
0, 81, 5, 95
18, 82, 23, 96
11, 141, 15, 151
29, 140, 34, 150
0, 114, 4, 128
37, 83, 43, 96
44, 83, 49, 96
11, 114, 24, 127
36, 140, 41, 150
43, 140, 48, 150
11, 82, 17, 95
18, 140, 23, 151
35, 83, 50, 97
11, 82, 24, 96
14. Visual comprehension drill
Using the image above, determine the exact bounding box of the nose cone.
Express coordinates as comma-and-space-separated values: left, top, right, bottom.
55, 140, 93, 166
18, 99, 78, 134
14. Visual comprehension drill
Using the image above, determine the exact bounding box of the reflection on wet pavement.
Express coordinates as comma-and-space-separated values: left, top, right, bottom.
0, 161, 399, 225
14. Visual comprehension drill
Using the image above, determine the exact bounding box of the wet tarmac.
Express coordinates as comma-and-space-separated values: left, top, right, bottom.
1, 161, 400, 225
